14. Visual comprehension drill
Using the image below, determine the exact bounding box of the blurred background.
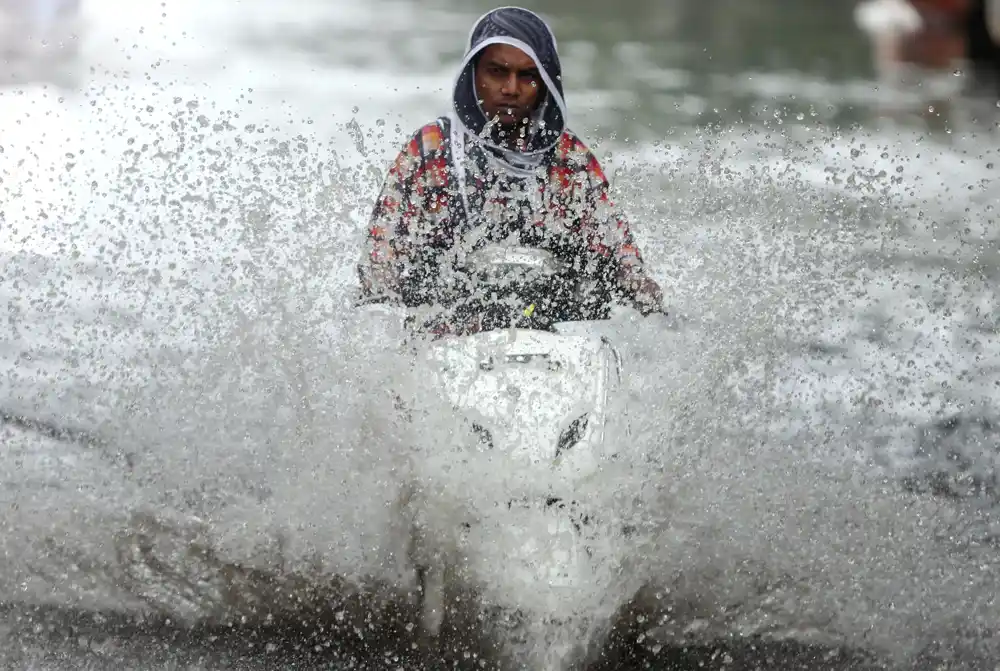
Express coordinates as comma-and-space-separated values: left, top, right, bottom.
2, 0, 999, 138
2, 1, 1000, 670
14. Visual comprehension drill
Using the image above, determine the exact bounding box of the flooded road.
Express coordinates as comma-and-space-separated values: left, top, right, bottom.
2, 0, 1000, 669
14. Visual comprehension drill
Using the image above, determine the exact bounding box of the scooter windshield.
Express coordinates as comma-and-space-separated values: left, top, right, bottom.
412, 245, 613, 336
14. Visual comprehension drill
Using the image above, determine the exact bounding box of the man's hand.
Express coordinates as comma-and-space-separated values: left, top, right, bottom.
626, 275, 666, 317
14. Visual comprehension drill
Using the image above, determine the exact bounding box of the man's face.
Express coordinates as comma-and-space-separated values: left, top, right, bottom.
474, 44, 543, 127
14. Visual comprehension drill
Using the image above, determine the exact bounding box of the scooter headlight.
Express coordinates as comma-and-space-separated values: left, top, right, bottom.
470, 421, 494, 450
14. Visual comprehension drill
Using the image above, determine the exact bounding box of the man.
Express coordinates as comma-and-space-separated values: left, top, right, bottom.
855, 0, 1000, 99
357, 6, 665, 333
967, 0, 1000, 95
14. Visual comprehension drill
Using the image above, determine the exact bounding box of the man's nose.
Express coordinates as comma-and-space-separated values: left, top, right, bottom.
500, 73, 519, 96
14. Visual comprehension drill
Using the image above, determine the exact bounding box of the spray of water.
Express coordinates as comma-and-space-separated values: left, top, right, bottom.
5, 76, 1000, 670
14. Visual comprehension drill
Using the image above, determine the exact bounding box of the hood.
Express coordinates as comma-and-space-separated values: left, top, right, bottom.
451, 6, 567, 161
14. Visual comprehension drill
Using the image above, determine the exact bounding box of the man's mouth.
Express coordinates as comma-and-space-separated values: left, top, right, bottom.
494, 107, 526, 122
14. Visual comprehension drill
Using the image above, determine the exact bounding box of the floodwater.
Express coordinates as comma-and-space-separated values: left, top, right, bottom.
2, 0, 1000, 669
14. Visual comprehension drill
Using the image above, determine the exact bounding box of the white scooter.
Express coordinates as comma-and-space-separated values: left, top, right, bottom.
386, 245, 641, 671
110, 245, 645, 670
